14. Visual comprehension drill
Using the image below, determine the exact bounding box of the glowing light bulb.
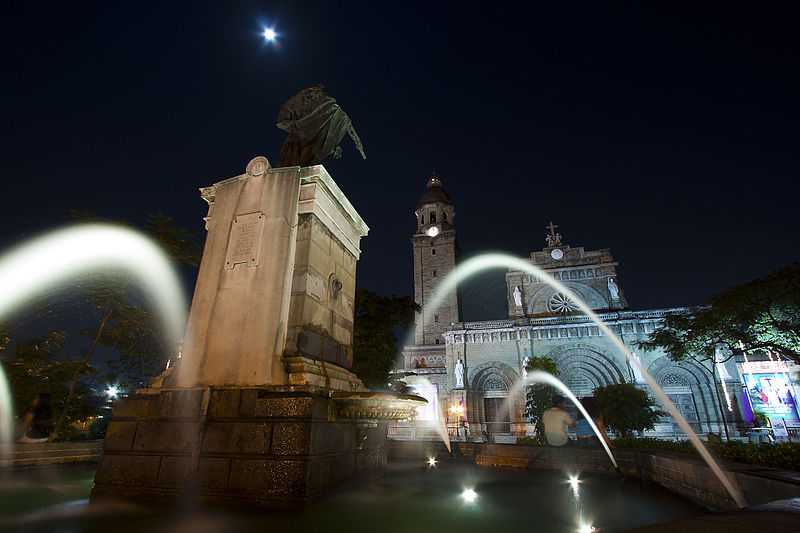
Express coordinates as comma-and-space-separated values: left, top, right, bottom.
427, 456, 437, 468
263, 27, 277, 42
461, 488, 477, 503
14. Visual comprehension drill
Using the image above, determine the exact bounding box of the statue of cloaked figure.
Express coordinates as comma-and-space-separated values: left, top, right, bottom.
276, 85, 367, 167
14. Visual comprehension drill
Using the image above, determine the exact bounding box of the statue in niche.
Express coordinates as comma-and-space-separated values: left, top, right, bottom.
630, 352, 645, 383
521, 356, 530, 378
512, 285, 523, 308
276, 85, 366, 167
454, 358, 465, 389
607, 277, 620, 300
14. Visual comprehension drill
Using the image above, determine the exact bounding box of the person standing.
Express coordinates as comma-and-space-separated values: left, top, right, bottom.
542, 396, 575, 446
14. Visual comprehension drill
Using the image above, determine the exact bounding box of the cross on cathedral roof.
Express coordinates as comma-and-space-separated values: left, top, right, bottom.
545, 221, 562, 247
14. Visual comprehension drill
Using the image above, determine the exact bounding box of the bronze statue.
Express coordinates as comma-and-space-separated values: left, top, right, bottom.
276, 85, 366, 167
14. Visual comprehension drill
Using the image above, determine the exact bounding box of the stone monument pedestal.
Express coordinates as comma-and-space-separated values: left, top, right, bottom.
91, 158, 424, 508
91, 386, 393, 508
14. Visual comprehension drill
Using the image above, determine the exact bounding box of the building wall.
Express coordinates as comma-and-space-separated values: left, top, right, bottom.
412, 230, 458, 345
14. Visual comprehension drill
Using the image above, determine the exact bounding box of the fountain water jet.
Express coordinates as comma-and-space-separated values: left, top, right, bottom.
508, 371, 618, 468
0, 364, 13, 465
404, 375, 452, 453
0, 224, 186, 464
0, 224, 187, 346
422, 252, 747, 508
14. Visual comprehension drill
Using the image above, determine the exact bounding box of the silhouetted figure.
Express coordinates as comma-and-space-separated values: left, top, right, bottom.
18, 393, 54, 443
575, 397, 611, 448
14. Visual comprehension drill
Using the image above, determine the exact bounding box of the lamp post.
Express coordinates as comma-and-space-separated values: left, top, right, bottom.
449, 403, 465, 440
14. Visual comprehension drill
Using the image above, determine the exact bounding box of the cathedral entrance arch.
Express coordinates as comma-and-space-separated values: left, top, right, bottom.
648, 358, 718, 435
469, 362, 520, 437
545, 344, 626, 397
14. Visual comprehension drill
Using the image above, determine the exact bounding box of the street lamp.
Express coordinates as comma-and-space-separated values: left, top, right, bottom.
448, 403, 465, 439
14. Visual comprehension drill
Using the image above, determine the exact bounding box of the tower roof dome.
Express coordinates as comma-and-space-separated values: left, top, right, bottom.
417, 174, 452, 208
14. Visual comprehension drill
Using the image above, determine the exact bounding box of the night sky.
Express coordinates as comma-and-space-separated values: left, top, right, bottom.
4, 2, 799, 322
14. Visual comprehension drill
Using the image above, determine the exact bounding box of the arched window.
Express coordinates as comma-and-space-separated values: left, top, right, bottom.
443, 211, 448, 222
430, 211, 437, 224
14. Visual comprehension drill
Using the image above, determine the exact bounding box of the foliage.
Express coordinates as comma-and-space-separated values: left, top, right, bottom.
352, 288, 418, 388
594, 383, 665, 437
2, 331, 99, 437
523, 356, 560, 444
1, 213, 201, 440
612, 437, 800, 471
516, 436, 546, 447
638, 263, 800, 364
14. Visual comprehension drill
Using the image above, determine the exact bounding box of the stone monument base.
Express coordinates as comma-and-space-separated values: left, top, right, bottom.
91, 386, 388, 509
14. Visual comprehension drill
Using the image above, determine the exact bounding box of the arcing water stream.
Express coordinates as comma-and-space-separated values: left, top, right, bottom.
422, 252, 747, 508
404, 375, 452, 453
511, 371, 617, 468
0, 224, 187, 456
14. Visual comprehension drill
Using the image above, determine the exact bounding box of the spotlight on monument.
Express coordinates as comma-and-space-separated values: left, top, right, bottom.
461, 488, 478, 504
263, 27, 277, 42
427, 456, 437, 468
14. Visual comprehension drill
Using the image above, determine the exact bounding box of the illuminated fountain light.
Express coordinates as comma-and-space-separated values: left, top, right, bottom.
567, 474, 581, 495
421, 253, 748, 509
427, 456, 438, 468
577, 523, 595, 533
461, 488, 478, 503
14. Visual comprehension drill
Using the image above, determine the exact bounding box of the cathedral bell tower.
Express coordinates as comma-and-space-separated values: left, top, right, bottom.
412, 174, 459, 345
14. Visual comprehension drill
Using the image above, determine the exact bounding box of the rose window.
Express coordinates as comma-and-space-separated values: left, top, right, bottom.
548, 292, 579, 314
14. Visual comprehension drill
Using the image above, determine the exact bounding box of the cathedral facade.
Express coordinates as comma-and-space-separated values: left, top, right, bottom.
392, 176, 764, 442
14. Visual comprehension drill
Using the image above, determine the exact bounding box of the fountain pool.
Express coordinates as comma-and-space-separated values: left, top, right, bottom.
0, 460, 703, 533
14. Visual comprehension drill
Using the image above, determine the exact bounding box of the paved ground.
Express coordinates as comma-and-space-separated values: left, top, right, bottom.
625, 498, 800, 532
0, 441, 102, 467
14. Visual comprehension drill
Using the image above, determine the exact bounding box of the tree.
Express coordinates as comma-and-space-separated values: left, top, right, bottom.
594, 383, 664, 437
638, 263, 800, 364
523, 356, 559, 444
3, 331, 98, 433
2, 213, 202, 439
352, 288, 418, 389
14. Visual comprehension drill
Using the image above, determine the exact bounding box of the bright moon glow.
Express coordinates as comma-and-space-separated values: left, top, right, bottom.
426, 226, 440, 237
427, 456, 437, 468
263, 27, 277, 42
0, 224, 186, 347
461, 488, 477, 503
106, 385, 121, 400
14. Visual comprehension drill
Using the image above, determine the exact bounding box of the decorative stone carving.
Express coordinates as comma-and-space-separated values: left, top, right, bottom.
548, 292, 579, 314
246, 155, 270, 177
661, 373, 689, 387
483, 376, 507, 391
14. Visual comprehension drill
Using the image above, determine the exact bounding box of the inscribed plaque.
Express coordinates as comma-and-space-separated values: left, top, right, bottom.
225, 212, 265, 269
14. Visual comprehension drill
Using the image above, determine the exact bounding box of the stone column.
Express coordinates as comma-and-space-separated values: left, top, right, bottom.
176, 157, 301, 387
